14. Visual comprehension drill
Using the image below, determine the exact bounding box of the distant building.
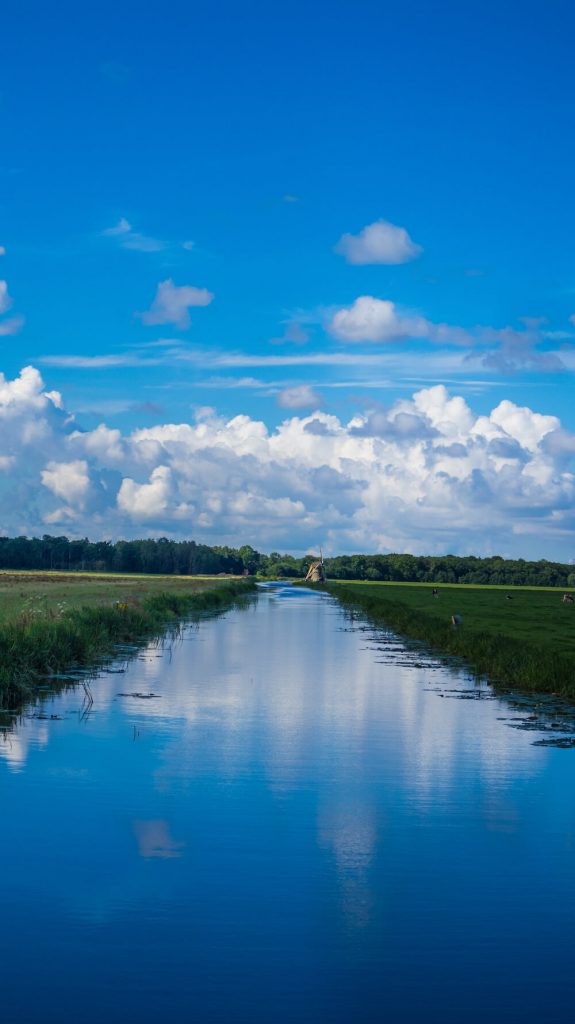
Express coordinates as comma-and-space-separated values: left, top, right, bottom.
305, 557, 325, 583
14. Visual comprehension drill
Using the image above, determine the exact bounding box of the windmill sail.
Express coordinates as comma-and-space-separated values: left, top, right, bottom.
305, 553, 325, 582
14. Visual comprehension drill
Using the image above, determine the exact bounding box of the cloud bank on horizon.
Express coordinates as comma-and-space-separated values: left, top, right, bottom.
1, 366, 573, 560
1, 203, 574, 560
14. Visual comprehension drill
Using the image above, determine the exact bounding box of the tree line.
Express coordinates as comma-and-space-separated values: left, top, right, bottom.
0, 534, 573, 588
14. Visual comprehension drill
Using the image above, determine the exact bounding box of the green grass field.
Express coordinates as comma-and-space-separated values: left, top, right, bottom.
0, 571, 254, 707
322, 581, 575, 698
0, 570, 243, 623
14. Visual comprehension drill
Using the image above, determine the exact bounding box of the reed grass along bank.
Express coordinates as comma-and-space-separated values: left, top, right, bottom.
0, 577, 256, 707
321, 581, 575, 699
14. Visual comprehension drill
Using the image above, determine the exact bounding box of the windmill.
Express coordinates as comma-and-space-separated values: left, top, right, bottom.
305, 547, 325, 583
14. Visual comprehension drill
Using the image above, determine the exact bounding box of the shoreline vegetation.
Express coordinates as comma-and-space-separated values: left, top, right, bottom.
1, 534, 574, 588
0, 573, 256, 708
319, 581, 575, 699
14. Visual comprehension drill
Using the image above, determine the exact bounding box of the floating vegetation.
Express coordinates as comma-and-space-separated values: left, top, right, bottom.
428, 675, 575, 745
321, 581, 575, 699
532, 737, 575, 748
320, 580, 575, 745
24, 713, 64, 720
117, 692, 161, 700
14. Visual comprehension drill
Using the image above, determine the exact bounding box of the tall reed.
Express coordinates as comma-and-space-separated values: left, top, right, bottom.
0, 580, 256, 707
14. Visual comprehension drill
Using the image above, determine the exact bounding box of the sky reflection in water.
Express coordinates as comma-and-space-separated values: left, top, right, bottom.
1, 584, 574, 1023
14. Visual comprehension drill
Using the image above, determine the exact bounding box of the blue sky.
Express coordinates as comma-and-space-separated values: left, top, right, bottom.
1, 1, 575, 557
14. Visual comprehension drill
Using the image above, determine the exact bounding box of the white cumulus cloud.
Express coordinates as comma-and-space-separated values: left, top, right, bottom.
334, 219, 422, 265
328, 295, 471, 346
329, 296, 426, 342
41, 460, 91, 506
138, 279, 214, 329
117, 465, 172, 519
0, 366, 61, 412
0, 367, 574, 558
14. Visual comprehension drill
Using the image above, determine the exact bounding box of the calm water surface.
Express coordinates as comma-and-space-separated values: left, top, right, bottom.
1, 584, 574, 1023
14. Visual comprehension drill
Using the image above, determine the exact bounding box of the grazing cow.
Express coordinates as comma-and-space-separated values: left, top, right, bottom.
562, 593, 574, 604
506, 594, 513, 600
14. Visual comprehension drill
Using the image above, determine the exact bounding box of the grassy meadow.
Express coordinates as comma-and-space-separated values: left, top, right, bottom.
0, 569, 245, 620
322, 581, 575, 698
0, 570, 255, 707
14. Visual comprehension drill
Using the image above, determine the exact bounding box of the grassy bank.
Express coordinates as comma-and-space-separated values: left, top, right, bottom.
0, 569, 250, 620
0, 572, 255, 707
321, 581, 575, 698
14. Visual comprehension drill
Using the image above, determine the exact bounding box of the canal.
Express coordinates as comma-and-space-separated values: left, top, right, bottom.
1, 583, 574, 1023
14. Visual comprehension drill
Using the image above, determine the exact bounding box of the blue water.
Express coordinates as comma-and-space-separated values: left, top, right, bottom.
1, 584, 574, 1023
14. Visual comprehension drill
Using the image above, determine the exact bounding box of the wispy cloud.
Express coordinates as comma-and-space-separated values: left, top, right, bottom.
334, 219, 422, 265
122, 234, 165, 253
270, 320, 311, 345
39, 354, 165, 369
129, 338, 186, 350
38, 319, 572, 387
35, 345, 472, 386
478, 325, 568, 373
37, 340, 564, 393
0, 280, 13, 314
102, 218, 165, 252
0, 317, 24, 336
170, 347, 479, 375
277, 384, 322, 409
187, 350, 396, 368
196, 375, 269, 390
0, 280, 24, 335
103, 218, 132, 238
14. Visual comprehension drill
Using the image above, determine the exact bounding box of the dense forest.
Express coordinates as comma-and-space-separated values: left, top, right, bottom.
0, 534, 574, 587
